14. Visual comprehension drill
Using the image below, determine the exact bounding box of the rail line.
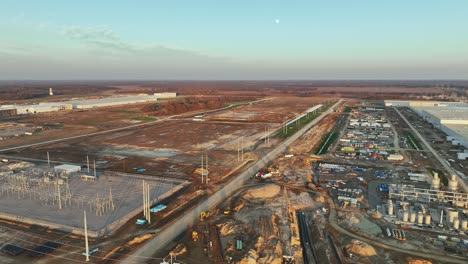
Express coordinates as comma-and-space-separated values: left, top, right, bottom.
296, 211, 319, 264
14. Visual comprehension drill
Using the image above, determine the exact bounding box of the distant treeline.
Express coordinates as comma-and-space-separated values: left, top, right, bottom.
0, 85, 114, 101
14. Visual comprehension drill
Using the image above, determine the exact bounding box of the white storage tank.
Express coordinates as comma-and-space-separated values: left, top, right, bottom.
417, 212, 424, 224
447, 209, 459, 223
448, 175, 458, 191
432, 173, 440, 189
425, 214, 431, 225
410, 212, 417, 223
454, 218, 460, 229
388, 199, 394, 216
403, 211, 409, 222
462, 220, 468, 230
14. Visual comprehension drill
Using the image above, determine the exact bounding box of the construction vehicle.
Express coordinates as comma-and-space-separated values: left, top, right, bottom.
200, 211, 208, 220
192, 231, 199, 242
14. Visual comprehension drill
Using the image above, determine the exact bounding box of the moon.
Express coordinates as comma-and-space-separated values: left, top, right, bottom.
275, 19, 280, 24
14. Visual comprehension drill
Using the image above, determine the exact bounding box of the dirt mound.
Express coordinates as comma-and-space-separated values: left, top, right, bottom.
233, 200, 245, 212
346, 240, 377, 256
406, 258, 432, 264
170, 243, 187, 257
127, 234, 153, 246
370, 212, 382, 219
193, 168, 209, 175
238, 249, 258, 264
243, 184, 280, 199
314, 195, 325, 203
218, 222, 241, 237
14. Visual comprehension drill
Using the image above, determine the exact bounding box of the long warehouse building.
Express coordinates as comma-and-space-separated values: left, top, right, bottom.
385, 100, 468, 150
0, 93, 177, 115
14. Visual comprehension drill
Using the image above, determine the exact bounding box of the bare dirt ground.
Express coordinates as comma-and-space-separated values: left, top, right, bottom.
205, 97, 326, 123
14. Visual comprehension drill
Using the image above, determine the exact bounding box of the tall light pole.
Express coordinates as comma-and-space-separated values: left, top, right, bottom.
84, 210, 89, 262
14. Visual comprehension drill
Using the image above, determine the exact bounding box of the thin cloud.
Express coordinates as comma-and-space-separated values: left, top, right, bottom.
61, 25, 232, 64
62, 25, 132, 52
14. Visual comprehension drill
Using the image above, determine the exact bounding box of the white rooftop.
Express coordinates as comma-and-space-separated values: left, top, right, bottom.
54, 164, 81, 172
421, 107, 468, 121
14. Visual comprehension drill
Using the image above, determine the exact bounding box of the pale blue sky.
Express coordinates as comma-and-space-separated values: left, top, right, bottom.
0, 1, 467, 79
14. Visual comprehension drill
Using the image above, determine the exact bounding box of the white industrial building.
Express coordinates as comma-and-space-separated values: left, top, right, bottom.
385, 100, 468, 149
421, 107, 468, 125
153, 92, 177, 98
1, 93, 177, 115
418, 108, 468, 148
384, 100, 468, 108
71, 95, 160, 109
15, 103, 72, 114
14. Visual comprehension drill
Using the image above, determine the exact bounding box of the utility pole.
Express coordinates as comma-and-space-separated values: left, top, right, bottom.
87, 155, 90, 174
146, 184, 151, 224
143, 180, 146, 219
93, 160, 96, 178
142, 180, 151, 223
205, 154, 209, 183
47, 152, 50, 168
241, 136, 244, 161
267, 127, 270, 145
201, 154, 204, 184
237, 137, 240, 162
265, 126, 270, 146
84, 210, 89, 262
57, 183, 61, 209
201, 153, 208, 184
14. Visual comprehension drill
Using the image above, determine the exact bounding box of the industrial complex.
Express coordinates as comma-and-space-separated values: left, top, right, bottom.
1, 89, 468, 264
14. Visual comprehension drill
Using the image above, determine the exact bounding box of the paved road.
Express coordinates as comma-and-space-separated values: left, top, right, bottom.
394, 107, 468, 193
122, 100, 343, 263
328, 199, 467, 264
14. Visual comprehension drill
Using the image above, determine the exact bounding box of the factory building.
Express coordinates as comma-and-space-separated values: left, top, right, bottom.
1, 93, 177, 115
384, 100, 468, 108
0, 106, 17, 117
15, 103, 72, 114
417, 107, 468, 148
421, 108, 468, 125
385, 100, 468, 148
71, 95, 160, 109
153, 92, 177, 98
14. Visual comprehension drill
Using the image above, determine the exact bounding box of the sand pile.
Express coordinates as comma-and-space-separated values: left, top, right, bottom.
193, 168, 208, 175
406, 258, 432, 264
218, 222, 241, 237
370, 211, 382, 219
170, 243, 187, 257
243, 184, 280, 199
127, 234, 153, 246
345, 240, 377, 256
346, 214, 360, 224
233, 200, 245, 212
314, 195, 325, 203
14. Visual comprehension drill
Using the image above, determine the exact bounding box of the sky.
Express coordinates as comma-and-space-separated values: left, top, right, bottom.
0, 1, 467, 80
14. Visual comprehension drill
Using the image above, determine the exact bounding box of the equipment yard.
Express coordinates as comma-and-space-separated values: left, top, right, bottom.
0, 161, 187, 236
